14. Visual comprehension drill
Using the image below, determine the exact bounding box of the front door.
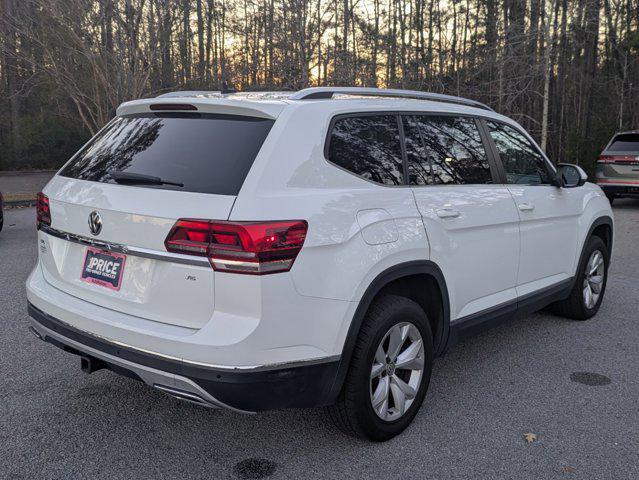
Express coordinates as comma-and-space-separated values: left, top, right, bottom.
483, 120, 583, 297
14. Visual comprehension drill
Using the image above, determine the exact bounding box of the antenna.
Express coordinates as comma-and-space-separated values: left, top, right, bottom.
221, 81, 237, 95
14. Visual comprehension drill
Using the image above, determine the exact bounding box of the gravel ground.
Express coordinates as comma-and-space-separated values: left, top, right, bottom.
1, 202, 638, 480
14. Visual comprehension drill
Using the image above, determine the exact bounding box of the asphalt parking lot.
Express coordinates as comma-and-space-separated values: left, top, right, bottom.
1, 202, 638, 480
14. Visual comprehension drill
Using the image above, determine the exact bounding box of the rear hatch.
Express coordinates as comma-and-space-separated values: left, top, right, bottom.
39, 106, 276, 329
598, 132, 639, 184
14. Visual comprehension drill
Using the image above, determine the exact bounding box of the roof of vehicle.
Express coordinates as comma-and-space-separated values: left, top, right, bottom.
611, 130, 639, 136
116, 87, 510, 123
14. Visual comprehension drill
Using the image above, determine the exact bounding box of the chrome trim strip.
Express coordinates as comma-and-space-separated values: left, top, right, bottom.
211, 257, 291, 274
40, 225, 210, 267
30, 302, 340, 372
126, 245, 210, 267
30, 320, 254, 414
152, 384, 220, 409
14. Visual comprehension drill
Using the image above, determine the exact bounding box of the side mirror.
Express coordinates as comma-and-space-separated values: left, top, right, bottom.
556, 163, 587, 188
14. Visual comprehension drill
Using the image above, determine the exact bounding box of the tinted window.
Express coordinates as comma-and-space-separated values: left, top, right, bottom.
328, 115, 404, 185
405, 115, 492, 185
59, 113, 274, 195
608, 133, 639, 152
402, 116, 432, 185
487, 121, 551, 185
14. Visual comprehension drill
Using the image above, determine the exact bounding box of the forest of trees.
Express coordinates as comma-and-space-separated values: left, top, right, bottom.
0, 0, 638, 173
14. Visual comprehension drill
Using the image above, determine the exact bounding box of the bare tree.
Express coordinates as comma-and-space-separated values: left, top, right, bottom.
1, 0, 638, 170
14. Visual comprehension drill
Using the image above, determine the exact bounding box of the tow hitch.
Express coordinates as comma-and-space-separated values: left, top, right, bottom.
80, 355, 106, 374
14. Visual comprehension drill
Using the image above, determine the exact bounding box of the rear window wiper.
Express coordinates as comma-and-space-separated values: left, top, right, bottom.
110, 171, 184, 187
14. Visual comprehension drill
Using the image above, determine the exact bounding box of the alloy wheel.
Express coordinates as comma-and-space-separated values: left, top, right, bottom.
370, 322, 424, 422
583, 250, 605, 309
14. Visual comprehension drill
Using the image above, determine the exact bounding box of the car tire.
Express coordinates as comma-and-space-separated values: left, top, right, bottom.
551, 236, 609, 320
327, 294, 433, 441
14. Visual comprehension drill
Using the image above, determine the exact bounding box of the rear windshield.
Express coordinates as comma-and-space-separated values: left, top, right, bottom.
59, 113, 274, 195
607, 133, 639, 152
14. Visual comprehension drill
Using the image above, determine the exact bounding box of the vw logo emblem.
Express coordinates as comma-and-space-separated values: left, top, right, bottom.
88, 211, 102, 236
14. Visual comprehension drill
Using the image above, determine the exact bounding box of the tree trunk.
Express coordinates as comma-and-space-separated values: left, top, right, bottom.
197, 0, 205, 83
1, 0, 20, 163
181, 0, 191, 82
541, 0, 558, 152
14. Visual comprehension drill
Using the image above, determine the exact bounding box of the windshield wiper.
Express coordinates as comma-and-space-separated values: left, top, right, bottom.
110, 171, 184, 187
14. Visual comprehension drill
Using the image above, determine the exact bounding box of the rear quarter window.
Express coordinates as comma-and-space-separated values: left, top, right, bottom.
59, 113, 274, 196
327, 115, 404, 185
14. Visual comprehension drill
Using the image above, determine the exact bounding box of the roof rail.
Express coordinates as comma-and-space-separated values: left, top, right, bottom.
289, 87, 494, 112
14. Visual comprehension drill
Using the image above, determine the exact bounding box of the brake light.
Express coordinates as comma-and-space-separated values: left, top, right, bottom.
165, 219, 308, 275
36, 192, 51, 229
149, 103, 198, 111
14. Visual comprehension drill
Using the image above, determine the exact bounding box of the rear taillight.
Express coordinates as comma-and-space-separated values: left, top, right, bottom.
165, 219, 308, 275
36, 192, 51, 229
598, 155, 637, 164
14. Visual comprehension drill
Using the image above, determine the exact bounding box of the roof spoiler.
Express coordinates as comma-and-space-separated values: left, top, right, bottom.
116, 97, 283, 119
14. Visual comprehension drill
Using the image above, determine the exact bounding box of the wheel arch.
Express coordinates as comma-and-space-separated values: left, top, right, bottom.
327, 260, 450, 402
589, 216, 613, 252
568, 215, 613, 290
580, 215, 614, 268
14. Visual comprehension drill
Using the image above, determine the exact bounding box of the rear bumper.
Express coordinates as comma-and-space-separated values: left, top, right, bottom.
28, 302, 340, 412
27, 252, 350, 368
597, 183, 639, 197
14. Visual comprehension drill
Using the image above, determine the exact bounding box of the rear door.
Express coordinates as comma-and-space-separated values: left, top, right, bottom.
404, 114, 520, 321
483, 120, 582, 296
40, 112, 274, 329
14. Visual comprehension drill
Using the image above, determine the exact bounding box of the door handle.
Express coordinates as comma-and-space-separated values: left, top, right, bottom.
518, 203, 535, 212
436, 208, 461, 219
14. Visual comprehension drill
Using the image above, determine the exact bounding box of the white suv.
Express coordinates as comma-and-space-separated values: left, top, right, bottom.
27, 87, 613, 441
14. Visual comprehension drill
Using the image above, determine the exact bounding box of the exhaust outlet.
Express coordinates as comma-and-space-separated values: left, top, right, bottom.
28, 326, 42, 339
153, 384, 218, 408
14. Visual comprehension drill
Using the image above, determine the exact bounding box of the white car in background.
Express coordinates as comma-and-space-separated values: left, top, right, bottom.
27, 87, 613, 441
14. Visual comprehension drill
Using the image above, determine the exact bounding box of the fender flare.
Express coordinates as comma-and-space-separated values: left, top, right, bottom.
327, 260, 450, 402
556, 214, 613, 299
586, 215, 613, 250
577, 215, 614, 273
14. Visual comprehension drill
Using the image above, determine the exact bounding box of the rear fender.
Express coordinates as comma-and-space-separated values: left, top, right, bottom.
328, 260, 450, 402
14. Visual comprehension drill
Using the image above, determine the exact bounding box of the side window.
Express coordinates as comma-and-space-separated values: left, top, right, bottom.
405, 115, 493, 185
402, 116, 433, 185
328, 115, 404, 185
487, 121, 551, 185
